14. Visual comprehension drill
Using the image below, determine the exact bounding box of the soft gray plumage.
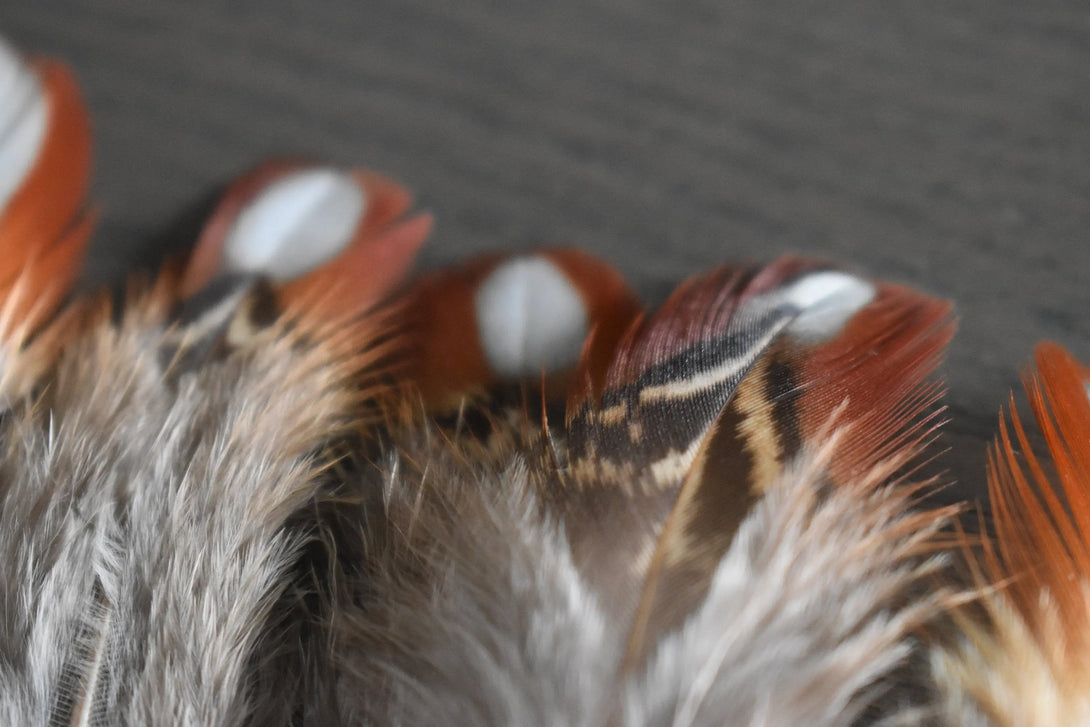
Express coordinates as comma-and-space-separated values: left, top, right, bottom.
0, 284, 383, 725
331, 419, 958, 726
0, 265, 969, 725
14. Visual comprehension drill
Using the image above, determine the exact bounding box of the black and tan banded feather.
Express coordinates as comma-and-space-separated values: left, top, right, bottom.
542, 256, 955, 670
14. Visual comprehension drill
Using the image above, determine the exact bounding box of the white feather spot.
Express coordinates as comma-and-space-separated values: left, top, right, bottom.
222, 168, 366, 280
475, 256, 589, 378
781, 271, 875, 342
0, 38, 47, 216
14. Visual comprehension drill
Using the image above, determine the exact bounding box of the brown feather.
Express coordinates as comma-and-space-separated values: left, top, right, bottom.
617, 272, 955, 672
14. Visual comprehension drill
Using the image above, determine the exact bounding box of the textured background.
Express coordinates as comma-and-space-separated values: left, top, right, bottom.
4, 2, 1089, 494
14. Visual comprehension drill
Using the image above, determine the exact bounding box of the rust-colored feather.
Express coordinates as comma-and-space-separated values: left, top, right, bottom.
0, 55, 93, 337
926, 344, 1090, 725
792, 283, 955, 486
161, 161, 431, 402
179, 159, 431, 328
988, 342, 1090, 657
401, 248, 641, 413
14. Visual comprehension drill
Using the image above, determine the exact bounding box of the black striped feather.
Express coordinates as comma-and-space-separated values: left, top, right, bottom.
546, 258, 955, 669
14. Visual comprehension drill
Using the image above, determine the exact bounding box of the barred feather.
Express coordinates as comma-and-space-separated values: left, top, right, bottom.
555, 259, 954, 664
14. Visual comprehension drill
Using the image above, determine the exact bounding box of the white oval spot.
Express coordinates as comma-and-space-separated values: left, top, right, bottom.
474, 256, 590, 378
222, 168, 366, 280
782, 271, 875, 342
0, 38, 47, 216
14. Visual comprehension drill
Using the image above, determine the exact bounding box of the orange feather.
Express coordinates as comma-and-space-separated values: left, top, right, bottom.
0, 58, 93, 330
987, 343, 1090, 653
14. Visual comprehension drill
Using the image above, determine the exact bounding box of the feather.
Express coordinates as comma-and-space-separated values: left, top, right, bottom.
0, 34, 1023, 725
620, 428, 959, 727
157, 160, 429, 404
399, 247, 641, 413
337, 258, 961, 725
552, 258, 954, 663
0, 77, 411, 717
929, 343, 1090, 725
0, 40, 92, 364
179, 158, 432, 327
0, 276, 401, 725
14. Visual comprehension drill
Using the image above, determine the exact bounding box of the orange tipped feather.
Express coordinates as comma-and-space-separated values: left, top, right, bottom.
8, 212, 96, 334
928, 344, 1090, 724
1034, 343, 1090, 532
351, 170, 413, 237
400, 254, 497, 410
180, 160, 431, 327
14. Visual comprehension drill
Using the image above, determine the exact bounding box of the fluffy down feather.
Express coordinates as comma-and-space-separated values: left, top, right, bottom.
331, 415, 959, 726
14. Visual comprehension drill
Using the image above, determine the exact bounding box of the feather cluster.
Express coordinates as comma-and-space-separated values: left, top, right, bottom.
1, 36, 1088, 726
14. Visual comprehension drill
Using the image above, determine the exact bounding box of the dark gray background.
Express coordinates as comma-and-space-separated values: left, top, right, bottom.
4, 1, 1088, 494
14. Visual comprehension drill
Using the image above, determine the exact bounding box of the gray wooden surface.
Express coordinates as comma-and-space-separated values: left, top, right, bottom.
3, 1, 1089, 495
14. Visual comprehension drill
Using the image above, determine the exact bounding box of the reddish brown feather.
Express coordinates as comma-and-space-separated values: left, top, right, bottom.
275, 169, 431, 324
0, 58, 93, 331
794, 283, 955, 486
610, 271, 955, 673
276, 209, 431, 325
180, 159, 302, 298
180, 160, 431, 324
987, 343, 1090, 653
6, 212, 95, 334
567, 256, 838, 416
403, 248, 641, 412
399, 253, 499, 410
596, 266, 747, 397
